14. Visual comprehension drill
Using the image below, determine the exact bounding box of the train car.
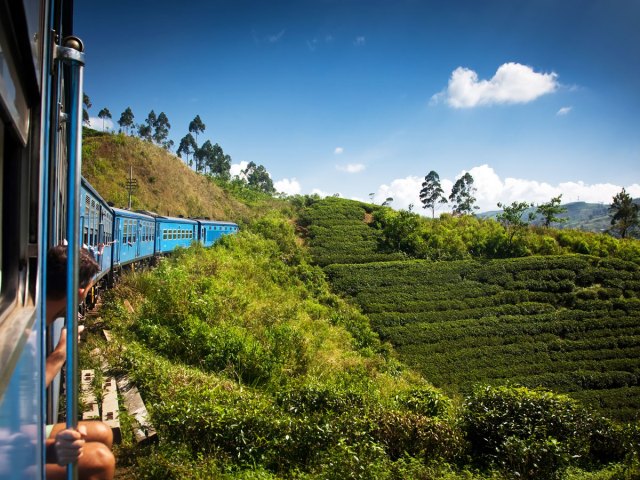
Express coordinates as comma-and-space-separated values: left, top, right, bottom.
111, 208, 155, 267
0, 0, 85, 476
155, 216, 198, 254
80, 178, 114, 279
196, 219, 239, 247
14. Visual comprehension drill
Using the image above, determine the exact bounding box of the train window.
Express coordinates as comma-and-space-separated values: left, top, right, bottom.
0, 119, 3, 293
132, 222, 136, 243
0, 25, 29, 143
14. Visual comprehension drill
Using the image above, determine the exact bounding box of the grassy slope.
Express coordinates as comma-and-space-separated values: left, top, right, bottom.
81, 129, 281, 223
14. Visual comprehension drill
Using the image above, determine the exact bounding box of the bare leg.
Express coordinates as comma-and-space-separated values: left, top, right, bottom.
48, 421, 113, 449
46, 441, 115, 480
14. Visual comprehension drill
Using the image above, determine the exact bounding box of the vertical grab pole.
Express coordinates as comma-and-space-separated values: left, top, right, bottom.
55, 36, 85, 480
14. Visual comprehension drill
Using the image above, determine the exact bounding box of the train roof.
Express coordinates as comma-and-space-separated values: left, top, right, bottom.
195, 219, 239, 226
111, 207, 155, 220
81, 177, 111, 207
155, 215, 198, 225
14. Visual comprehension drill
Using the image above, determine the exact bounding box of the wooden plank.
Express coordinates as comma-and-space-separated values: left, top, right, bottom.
102, 376, 121, 444
116, 376, 157, 444
80, 369, 99, 420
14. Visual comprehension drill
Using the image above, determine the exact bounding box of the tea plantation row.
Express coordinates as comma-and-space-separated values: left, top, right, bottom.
298, 196, 405, 266
325, 255, 640, 420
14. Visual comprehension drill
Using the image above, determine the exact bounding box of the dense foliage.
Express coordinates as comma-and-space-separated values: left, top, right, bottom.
93, 218, 640, 479
372, 207, 640, 263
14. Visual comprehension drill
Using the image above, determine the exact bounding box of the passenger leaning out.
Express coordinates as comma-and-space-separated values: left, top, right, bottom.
45, 245, 115, 480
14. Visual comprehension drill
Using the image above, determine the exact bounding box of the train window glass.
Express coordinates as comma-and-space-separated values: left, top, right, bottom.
21, 0, 43, 82
0, 25, 29, 143
0, 119, 3, 292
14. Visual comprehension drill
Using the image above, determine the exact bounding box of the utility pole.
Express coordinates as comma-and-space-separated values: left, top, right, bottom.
126, 165, 138, 209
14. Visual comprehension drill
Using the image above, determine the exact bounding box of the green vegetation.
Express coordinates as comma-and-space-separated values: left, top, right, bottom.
80, 136, 640, 478
325, 255, 640, 420
91, 218, 638, 479
297, 196, 405, 266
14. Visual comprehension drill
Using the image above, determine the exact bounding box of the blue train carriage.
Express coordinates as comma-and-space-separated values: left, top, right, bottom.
155, 216, 198, 254
111, 208, 155, 267
80, 178, 114, 282
196, 219, 240, 247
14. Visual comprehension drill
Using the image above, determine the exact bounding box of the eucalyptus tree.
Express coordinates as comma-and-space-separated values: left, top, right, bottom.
118, 107, 135, 135
188, 115, 206, 145
82, 93, 92, 125
449, 172, 478, 215
153, 112, 171, 145
242, 161, 275, 193
209, 143, 231, 179
176, 133, 197, 167
97, 107, 111, 132
420, 170, 447, 218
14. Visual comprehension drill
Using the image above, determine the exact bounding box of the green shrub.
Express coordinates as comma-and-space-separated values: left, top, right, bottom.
463, 385, 629, 479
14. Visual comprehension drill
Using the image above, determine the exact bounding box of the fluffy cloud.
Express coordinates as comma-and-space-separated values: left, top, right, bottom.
334, 147, 344, 155
337, 163, 365, 173
230, 161, 249, 179
373, 164, 640, 214
274, 178, 301, 195
557, 106, 573, 116
433, 63, 559, 108
89, 116, 114, 131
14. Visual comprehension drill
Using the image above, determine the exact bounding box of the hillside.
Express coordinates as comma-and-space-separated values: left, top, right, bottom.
299, 197, 640, 421
480, 200, 639, 233
81, 129, 282, 223
78, 137, 640, 479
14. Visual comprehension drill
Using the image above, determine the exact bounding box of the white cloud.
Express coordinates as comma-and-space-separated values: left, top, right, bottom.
354, 36, 366, 46
89, 116, 114, 131
337, 163, 365, 173
557, 106, 573, 116
274, 178, 301, 195
373, 176, 423, 210
230, 161, 249, 179
334, 147, 344, 155
311, 188, 335, 198
374, 164, 640, 214
433, 62, 559, 108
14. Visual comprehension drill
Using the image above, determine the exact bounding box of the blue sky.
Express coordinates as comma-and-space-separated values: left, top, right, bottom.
75, 0, 640, 213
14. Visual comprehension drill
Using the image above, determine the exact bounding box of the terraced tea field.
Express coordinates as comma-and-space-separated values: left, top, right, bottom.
325, 256, 640, 420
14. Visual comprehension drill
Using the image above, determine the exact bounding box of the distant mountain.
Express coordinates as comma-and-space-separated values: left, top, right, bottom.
479, 200, 639, 233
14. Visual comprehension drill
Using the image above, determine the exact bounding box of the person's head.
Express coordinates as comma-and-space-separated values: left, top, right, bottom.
46, 245, 100, 322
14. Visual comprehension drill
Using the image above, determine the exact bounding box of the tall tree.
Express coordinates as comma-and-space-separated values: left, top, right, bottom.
82, 93, 92, 126
536, 195, 568, 228
609, 188, 639, 238
449, 172, 478, 215
188, 115, 206, 145
118, 107, 135, 135
137, 123, 152, 141
145, 110, 157, 130
176, 133, 197, 167
242, 161, 275, 193
419, 170, 447, 218
153, 112, 171, 145
196, 140, 215, 173
97, 107, 112, 132
209, 143, 231, 179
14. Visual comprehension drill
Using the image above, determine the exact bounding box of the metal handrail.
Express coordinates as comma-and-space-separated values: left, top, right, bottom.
55, 35, 85, 480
